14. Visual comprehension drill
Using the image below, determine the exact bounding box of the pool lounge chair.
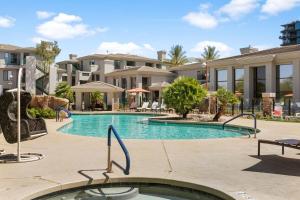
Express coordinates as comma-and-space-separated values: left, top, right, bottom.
156, 103, 166, 112
258, 139, 300, 156
136, 102, 149, 112
146, 101, 159, 112
272, 105, 283, 119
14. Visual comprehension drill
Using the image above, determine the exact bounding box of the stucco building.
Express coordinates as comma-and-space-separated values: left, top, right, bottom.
0, 44, 56, 95
207, 45, 300, 106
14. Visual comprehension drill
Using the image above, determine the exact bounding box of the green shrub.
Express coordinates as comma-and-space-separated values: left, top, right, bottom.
28, 107, 56, 119
163, 77, 207, 118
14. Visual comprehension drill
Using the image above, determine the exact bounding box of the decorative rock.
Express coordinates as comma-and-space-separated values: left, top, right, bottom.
30, 95, 69, 110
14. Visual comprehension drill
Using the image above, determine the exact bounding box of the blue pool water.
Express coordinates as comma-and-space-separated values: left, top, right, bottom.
59, 114, 251, 139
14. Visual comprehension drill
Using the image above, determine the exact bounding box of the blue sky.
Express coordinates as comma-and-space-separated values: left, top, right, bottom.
0, 0, 299, 61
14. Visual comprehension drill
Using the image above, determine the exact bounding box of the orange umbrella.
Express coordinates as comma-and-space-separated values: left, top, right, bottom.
127, 88, 150, 93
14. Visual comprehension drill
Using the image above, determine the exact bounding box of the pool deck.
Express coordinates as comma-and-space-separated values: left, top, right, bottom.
0, 112, 300, 200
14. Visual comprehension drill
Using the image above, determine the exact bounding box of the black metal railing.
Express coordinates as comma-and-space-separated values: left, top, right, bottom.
107, 125, 130, 175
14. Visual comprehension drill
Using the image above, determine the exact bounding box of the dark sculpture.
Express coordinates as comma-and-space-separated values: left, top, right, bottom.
0, 90, 47, 144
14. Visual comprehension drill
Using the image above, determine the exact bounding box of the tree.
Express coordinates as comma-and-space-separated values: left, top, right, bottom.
55, 82, 74, 104
35, 41, 61, 72
201, 46, 220, 61
163, 77, 207, 118
90, 91, 104, 110
164, 45, 188, 66
213, 88, 239, 121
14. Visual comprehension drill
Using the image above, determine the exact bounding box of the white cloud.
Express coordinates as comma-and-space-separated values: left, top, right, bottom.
35, 12, 108, 40
191, 41, 233, 57
0, 16, 15, 28
183, 11, 218, 29
261, 0, 300, 15
143, 44, 155, 51
36, 11, 55, 19
31, 37, 49, 44
96, 42, 156, 56
218, 0, 260, 19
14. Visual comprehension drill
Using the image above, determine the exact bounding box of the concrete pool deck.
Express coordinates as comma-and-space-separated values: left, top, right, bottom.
0, 113, 299, 200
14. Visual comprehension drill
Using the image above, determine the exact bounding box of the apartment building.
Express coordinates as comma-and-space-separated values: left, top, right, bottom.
57, 51, 172, 108
206, 45, 300, 106
280, 21, 300, 46
0, 44, 43, 95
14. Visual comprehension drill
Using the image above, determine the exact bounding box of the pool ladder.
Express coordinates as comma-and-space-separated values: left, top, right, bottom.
222, 113, 257, 138
107, 125, 131, 175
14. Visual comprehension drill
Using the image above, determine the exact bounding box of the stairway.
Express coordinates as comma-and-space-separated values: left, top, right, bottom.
36, 62, 50, 95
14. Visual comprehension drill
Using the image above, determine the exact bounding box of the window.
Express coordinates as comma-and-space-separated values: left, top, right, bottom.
197, 69, 207, 84
276, 64, 293, 99
121, 78, 127, 89
130, 77, 136, 89
234, 68, 244, 94
96, 74, 100, 81
156, 64, 162, 69
5, 53, 19, 65
82, 73, 90, 76
254, 66, 266, 98
72, 77, 76, 86
216, 69, 227, 89
145, 62, 153, 67
126, 61, 135, 67
3, 70, 13, 81
23, 53, 29, 64
142, 77, 149, 89
80, 60, 83, 69
62, 76, 67, 82
113, 79, 117, 86
114, 60, 121, 70
89, 60, 95, 65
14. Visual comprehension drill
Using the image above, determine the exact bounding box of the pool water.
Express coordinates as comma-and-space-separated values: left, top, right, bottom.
59, 114, 251, 139
34, 183, 226, 200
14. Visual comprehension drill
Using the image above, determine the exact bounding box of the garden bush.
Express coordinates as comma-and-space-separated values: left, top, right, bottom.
28, 107, 56, 119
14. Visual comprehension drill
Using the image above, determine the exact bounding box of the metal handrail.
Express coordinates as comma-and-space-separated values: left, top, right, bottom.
222, 113, 257, 138
107, 125, 130, 175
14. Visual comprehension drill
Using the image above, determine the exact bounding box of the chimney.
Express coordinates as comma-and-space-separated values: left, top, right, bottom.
240, 45, 258, 55
69, 54, 78, 60
157, 50, 166, 61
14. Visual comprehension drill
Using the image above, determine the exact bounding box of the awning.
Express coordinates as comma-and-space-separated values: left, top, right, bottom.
71, 81, 124, 93
148, 81, 170, 90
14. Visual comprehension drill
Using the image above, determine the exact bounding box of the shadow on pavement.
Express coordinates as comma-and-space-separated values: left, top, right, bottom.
244, 155, 300, 177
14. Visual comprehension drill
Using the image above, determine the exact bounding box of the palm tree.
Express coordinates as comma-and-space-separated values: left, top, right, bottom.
55, 82, 74, 104
201, 46, 220, 89
90, 91, 104, 110
201, 46, 220, 61
165, 45, 188, 66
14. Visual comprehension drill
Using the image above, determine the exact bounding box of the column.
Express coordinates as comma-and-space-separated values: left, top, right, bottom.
136, 75, 143, 106
67, 64, 73, 85
75, 92, 82, 110
227, 66, 234, 92
293, 59, 300, 102
265, 62, 276, 93
20, 52, 24, 65
25, 56, 36, 95
49, 63, 57, 95
107, 92, 113, 110
243, 65, 253, 102
209, 67, 216, 91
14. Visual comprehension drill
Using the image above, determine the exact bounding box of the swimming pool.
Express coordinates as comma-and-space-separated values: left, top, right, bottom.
59, 114, 252, 139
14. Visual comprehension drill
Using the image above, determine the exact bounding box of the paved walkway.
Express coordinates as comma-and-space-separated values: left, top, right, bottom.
0, 115, 300, 200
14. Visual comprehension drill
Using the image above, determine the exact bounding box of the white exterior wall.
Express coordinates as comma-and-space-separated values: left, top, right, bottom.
25, 56, 36, 94
49, 64, 57, 95
176, 70, 198, 79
